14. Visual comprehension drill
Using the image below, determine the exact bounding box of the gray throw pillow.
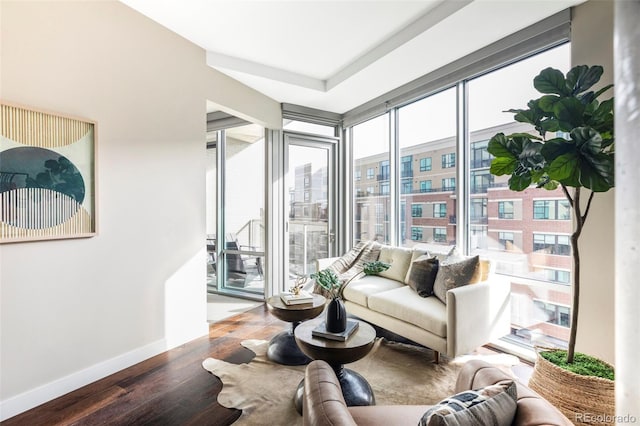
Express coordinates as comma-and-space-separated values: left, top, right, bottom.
407, 255, 439, 297
433, 255, 480, 304
419, 381, 517, 426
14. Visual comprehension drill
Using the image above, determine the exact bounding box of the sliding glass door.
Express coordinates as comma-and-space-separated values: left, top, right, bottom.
285, 133, 337, 282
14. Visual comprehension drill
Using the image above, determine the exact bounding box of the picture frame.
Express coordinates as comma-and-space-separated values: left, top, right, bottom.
0, 102, 97, 243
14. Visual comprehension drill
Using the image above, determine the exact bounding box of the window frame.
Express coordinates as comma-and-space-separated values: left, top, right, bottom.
420, 157, 432, 172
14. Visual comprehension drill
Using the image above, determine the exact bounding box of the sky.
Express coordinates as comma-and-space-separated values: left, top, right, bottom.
353, 43, 570, 158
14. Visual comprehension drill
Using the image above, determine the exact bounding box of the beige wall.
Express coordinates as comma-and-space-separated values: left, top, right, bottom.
570, 0, 615, 364
0, 0, 280, 419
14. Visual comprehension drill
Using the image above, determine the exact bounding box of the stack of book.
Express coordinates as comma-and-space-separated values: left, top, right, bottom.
312, 319, 359, 341
279, 291, 314, 305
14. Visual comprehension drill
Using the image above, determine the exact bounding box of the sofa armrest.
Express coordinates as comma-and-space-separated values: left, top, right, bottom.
315, 257, 340, 271
303, 360, 357, 426
446, 278, 511, 357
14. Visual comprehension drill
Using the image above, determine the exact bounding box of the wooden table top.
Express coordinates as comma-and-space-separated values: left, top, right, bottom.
294, 318, 376, 365
266, 294, 326, 323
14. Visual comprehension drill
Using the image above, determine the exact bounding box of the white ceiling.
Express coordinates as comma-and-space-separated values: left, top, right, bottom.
119, 0, 585, 115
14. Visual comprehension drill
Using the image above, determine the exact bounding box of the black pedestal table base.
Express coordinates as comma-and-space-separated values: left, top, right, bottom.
267, 323, 312, 366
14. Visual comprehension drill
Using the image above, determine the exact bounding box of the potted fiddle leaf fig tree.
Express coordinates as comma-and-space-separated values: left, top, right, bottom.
487, 64, 615, 423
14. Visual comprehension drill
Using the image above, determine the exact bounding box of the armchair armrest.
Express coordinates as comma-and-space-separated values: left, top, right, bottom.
303, 360, 357, 426
446, 278, 511, 357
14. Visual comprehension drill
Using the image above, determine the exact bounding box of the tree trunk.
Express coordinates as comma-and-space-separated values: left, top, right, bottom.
568, 231, 580, 363
567, 187, 587, 364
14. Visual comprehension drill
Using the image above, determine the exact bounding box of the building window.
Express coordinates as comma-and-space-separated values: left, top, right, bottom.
533, 233, 571, 255
367, 168, 374, 179
380, 160, 390, 181
411, 204, 423, 218
304, 191, 310, 202
498, 232, 514, 250
533, 199, 571, 220
498, 201, 514, 219
433, 203, 447, 218
354, 169, 361, 181
433, 228, 447, 242
420, 157, 432, 171
304, 176, 310, 187
380, 183, 390, 195
470, 170, 493, 194
401, 180, 412, 194
546, 269, 571, 284
470, 198, 487, 221
420, 180, 432, 192
401, 155, 413, 178
470, 140, 492, 168
411, 227, 423, 241
366, 186, 375, 195
442, 177, 455, 191
534, 301, 570, 328
442, 152, 456, 168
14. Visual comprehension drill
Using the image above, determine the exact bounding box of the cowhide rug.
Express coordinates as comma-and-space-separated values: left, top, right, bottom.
202, 338, 518, 426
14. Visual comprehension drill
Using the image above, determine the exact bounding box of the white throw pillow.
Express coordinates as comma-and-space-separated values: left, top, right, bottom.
377, 246, 413, 283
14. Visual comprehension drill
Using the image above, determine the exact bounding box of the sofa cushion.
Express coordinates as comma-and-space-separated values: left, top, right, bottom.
367, 286, 447, 337
433, 255, 480, 304
403, 249, 429, 284
406, 255, 439, 297
419, 380, 517, 426
342, 275, 405, 307
377, 245, 413, 283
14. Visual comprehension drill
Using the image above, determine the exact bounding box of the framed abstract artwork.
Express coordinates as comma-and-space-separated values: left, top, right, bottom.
0, 102, 97, 243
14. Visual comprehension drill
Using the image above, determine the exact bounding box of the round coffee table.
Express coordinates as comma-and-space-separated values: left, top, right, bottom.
265, 294, 326, 365
293, 318, 376, 413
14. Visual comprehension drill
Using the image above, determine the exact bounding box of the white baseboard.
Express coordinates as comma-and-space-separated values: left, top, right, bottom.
0, 338, 168, 421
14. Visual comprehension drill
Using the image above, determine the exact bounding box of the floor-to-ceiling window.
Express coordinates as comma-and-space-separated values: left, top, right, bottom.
398, 88, 457, 251
206, 123, 266, 299
346, 42, 572, 351
467, 43, 572, 348
352, 115, 391, 244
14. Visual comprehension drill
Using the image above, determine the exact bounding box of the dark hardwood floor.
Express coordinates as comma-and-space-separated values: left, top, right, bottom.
2, 303, 532, 426
2, 303, 284, 426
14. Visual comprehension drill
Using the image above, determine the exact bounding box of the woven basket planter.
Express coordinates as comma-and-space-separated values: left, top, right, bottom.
528, 350, 615, 425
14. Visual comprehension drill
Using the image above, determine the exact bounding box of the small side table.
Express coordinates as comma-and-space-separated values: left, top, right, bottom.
293, 318, 376, 413
265, 294, 326, 366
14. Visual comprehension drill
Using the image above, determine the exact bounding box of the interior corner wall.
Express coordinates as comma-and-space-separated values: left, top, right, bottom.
570, 0, 615, 364
0, 0, 280, 420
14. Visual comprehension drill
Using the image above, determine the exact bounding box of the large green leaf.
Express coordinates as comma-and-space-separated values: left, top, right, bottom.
508, 173, 532, 191
548, 153, 578, 181
554, 98, 586, 130
572, 127, 602, 155
487, 133, 517, 158
490, 157, 516, 175
538, 95, 561, 112
590, 98, 614, 126
579, 153, 615, 191
509, 109, 539, 127
534, 68, 569, 95
566, 65, 603, 95
518, 139, 545, 171
541, 138, 575, 161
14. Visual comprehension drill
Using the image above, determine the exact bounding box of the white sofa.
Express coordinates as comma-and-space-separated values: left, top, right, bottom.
316, 245, 511, 361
